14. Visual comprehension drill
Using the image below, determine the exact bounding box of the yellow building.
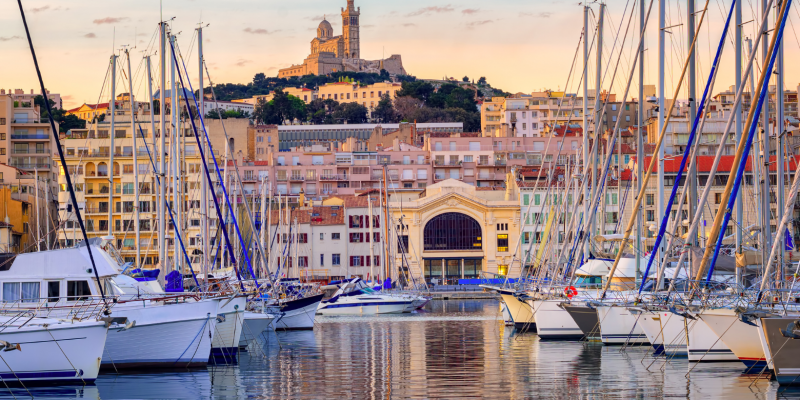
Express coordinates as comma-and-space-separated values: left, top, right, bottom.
0, 185, 33, 254
388, 177, 521, 284
65, 102, 110, 121
316, 81, 401, 110
55, 112, 213, 271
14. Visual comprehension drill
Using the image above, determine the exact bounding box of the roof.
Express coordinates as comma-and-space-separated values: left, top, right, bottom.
66, 102, 110, 113
637, 154, 800, 173
269, 206, 344, 226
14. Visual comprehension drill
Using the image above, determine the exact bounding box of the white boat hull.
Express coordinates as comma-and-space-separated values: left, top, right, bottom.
529, 299, 583, 340
239, 312, 275, 347
212, 296, 246, 362
700, 309, 762, 367
686, 313, 738, 361
0, 319, 108, 384
317, 296, 414, 315
596, 305, 649, 344
102, 299, 218, 369
500, 291, 535, 330
272, 294, 324, 330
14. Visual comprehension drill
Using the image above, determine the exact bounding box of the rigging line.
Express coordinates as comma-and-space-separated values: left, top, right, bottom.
16, 0, 106, 301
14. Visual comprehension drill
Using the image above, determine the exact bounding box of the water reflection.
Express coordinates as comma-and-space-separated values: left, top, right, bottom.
1, 300, 791, 399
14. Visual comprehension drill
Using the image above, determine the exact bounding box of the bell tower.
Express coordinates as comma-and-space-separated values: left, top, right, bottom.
341, 0, 360, 59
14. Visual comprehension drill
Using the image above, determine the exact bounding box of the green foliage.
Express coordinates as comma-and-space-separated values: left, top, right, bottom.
205, 71, 417, 102
463, 76, 469, 82
477, 77, 487, 85
396, 81, 435, 102
205, 109, 251, 120
34, 95, 86, 133
393, 82, 480, 131
253, 89, 306, 125
332, 102, 368, 124
371, 93, 397, 123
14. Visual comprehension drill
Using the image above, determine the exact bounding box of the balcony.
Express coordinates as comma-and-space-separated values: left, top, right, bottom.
477, 159, 492, 166
495, 159, 507, 166
416, 174, 429, 180
289, 175, 305, 182
242, 175, 257, 182
320, 174, 348, 181
85, 206, 109, 214
434, 173, 447, 181
9, 162, 50, 170
11, 133, 49, 140
433, 160, 462, 167
276, 175, 288, 181
400, 174, 415, 181
304, 175, 317, 182
477, 174, 497, 180
12, 148, 50, 155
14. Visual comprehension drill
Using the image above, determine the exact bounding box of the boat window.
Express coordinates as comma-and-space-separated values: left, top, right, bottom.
47, 281, 60, 302
67, 280, 92, 301
2, 282, 40, 303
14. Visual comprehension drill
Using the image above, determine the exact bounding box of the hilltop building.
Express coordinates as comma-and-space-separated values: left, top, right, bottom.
277, 0, 407, 78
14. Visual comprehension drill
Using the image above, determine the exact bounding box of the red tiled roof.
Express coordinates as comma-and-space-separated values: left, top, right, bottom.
269, 206, 344, 226
638, 155, 800, 173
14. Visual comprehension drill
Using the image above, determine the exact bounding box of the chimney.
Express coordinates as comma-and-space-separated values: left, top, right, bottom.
393, 138, 399, 151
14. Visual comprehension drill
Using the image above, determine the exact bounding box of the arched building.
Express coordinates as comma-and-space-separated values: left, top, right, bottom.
388, 178, 521, 285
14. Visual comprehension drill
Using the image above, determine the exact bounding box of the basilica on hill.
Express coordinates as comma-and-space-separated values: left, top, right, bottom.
277, 0, 407, 78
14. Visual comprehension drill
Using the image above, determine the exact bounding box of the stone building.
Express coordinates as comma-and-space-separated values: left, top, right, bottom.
277, 0, 407, 78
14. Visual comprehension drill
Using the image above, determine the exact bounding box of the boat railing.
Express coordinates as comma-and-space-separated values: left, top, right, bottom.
0, 295, 113, 321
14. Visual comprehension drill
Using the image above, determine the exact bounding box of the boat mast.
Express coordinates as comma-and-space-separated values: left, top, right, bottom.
582, 5, 590, 262
382, 167, 390, 283
776, 0, 786, 282
126, 49, 140, 270
221, 139, 229, 268
656, 0, 666, 262
760, 0, 772, 272
687, 0, 698, 271
369, 194, 374, 283
158, 22, 167, 269
146, 55, 157, 268
34, 168, 39, 251
734, 0, 743, 285
259, 176, 268, 277
44, 173, 49, 250
198, 25, 210, 282
592, 3, 603, 243
109, 54, 117, 238
170, 33, 180, 273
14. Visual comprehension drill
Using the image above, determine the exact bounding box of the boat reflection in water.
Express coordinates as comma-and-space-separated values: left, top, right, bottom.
26, 300, 782, 399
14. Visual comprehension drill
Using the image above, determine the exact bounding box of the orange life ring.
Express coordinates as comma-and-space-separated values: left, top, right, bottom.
564, 286, 578, 298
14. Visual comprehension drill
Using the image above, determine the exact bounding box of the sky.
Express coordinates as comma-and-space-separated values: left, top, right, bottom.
1, 0, 799, 109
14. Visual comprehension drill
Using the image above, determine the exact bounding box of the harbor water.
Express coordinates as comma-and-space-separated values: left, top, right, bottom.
8, 299, 797, 399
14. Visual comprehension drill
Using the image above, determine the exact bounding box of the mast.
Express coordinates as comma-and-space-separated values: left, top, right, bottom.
776, 0, 786, 280
760, 0, 772, 268
582, 5, 590, 262
127, 49, 140, 269
637, 0, 645, 283
158, 22, 167, 268
198, 25, 210, 282
259, 176, 268, 276
145, 55, 157, 268
382, 167, 391, 283
746, 37, 762, 254
34, 168, 40, 251
369, 195, 374, 283
266, 182, 272, 273
734, 0, 743, 280
44, 174, 49, 250
221, 139, 230, 268
109, 54, 117, 237
656, 0, 666, 260
293, 216, 298, 280
592, 3, 604, 241
170, 33, 180, 272
687, 0, 698, 264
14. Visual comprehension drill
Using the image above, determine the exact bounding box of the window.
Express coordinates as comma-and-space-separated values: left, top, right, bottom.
332, 254, 341, 265
299, 233, 308, 243
3, 282, 40, 302
349, 215, 363, 228
523, 194, 530, 206
497, 234, 509, 252
523, 232, 531, 244
350, 256, 363, 267
47, 281, 59, 302
497, 223, 508, 231
320, 233, 324, 240
646, 194, 655, 206
67, 281, 92, 300
398, 235, 409, 253
646, 210, 655, 222
423, 213, 482, 250
350, 232, 363, 243
715, 193, 722, 204
320, 254, 324, 266
298, 257, 308, 268
332, 232, 341, 240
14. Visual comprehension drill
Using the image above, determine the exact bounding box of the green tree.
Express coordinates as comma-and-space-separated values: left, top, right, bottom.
332, 102, 368, 124
396, 81, 435, 103
205, 109, 223, 119
462, 76, 469, 82
34, 95, 86, 133
477, 77, 487, 85
371, 93, 397, 123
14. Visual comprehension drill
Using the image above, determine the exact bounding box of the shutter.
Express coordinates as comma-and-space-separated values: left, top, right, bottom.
360, 233, 364, 242
365, 256, 370, 266
365, 232, 370, 242
359, 215, 364, 227
375, 256, 380, 267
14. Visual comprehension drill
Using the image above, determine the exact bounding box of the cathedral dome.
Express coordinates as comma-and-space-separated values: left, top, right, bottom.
317, 19, 333, 39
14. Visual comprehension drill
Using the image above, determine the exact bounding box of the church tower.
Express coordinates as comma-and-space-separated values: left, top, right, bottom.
341, 0, 360, 59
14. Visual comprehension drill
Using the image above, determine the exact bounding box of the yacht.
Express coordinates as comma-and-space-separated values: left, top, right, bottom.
316, 278, 415, 315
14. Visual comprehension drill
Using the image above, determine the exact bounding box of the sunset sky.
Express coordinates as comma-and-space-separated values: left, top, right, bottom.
1, 0, 796, 109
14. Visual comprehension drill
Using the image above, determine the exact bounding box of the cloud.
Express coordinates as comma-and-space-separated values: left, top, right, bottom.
93, 17, 127, 25
466, 20, 494, 28
234, 59, 252, 67
520, 11, 552, 18
31, 5, 50, 13
405, 5, 455, 17
0, 36, 22, 42
305, 13, 340, 21
402, 23, 417, 27
462, 8, 480, 15
243, 27, 280, 35
83, 33, 96, 38
361, 24, 375, 28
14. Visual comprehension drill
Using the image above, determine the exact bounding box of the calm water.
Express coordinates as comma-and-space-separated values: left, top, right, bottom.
7, 299, 799, 399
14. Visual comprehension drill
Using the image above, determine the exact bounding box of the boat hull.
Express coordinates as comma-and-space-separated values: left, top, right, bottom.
317, 297, 414, 315
758, 317, 800, 385
562, 304, 601, 340
499, 291, 536, 331
272, 294, 324, 330
686, 313, 738, 362
700, 309, 764, 368
239, 312, 275, 348
102, 299, 218, 369
530, 299, 583, 340
0, 320, 108, 385
211, 297, 246, 363
596, 305, 649, 345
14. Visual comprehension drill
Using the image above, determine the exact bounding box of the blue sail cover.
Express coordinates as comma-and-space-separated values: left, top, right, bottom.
165, 270, 184, 292
383, 278, 392, 290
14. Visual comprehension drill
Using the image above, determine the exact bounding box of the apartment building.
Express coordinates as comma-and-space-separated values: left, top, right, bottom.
236, 81, 401, 108
0, 88, 62, 110
482, 92, 593, 138
277, 122, 461, 151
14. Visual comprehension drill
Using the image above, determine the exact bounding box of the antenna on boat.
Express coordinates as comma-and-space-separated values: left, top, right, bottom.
15, 0, 107, 302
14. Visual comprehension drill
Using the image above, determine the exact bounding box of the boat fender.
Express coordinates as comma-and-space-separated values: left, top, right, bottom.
216, 314, 226, 323
0, 341, 20, 352
564, 286, 578, 298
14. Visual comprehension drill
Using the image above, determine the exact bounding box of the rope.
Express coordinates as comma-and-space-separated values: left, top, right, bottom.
44, 325, 86, 386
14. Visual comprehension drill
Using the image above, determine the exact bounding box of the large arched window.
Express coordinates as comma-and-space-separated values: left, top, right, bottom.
424, 213, 482, 251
